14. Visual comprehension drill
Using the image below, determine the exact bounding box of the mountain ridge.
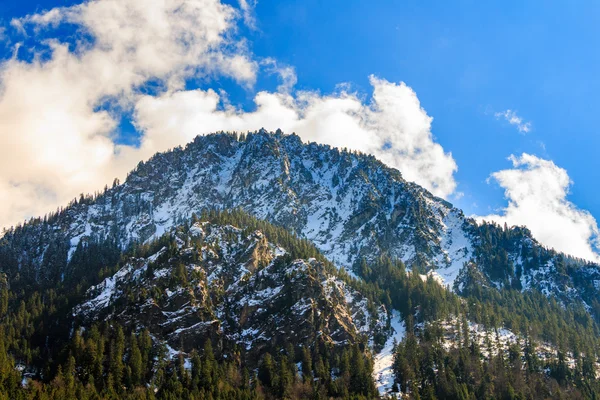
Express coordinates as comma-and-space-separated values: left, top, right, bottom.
1, 130, 600, 398
2, 129, 599, 314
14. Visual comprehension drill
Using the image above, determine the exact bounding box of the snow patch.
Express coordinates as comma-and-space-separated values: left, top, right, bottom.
373, 311, 405, 396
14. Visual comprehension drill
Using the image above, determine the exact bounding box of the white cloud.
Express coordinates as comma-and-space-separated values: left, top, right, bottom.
478, 154, 600, 262
0, 0, 256, 230
238, 0, 257, 29
133, 76, 458, 198
495, 109, 531, 133
261, 58, 297, 93
0, 0, 458, 230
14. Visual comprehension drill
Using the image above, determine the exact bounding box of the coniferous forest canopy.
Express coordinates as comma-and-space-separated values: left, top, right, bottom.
0, 132, 600, 399
0, 208, 597, 399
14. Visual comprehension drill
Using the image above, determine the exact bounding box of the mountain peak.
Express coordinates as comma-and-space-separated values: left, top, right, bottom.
2, 130, 599, 313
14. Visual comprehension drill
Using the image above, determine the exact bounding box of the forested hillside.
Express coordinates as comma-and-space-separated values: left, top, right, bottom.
1, 131, 600, 398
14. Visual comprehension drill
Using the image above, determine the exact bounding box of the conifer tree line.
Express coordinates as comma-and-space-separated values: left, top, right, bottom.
0, 289, 379, 399
0, 209, 599, 398
0, 210, 380, 399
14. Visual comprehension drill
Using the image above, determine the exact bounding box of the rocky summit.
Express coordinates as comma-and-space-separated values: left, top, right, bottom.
3, 130, 600, 307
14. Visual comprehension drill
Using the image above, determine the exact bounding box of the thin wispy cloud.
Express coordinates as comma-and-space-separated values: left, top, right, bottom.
238, 0, 257, 29
495, 109, 531, 133
261, 58, 297, 93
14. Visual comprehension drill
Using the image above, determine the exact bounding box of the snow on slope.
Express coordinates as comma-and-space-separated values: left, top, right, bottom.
374, 311, 405, 396
4, 131, 480, 291
73, 220, 389, 359
6, 130, 600, 321
433, 209, 473, 289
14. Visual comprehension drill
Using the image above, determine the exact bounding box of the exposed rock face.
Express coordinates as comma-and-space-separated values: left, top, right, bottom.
0, 130, 471, 284
2, 129, 600, 317
72, 222, 387, 357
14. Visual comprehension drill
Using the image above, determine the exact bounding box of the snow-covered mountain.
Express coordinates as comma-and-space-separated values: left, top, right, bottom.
2, 130, 600, 314
2, 129, 470, 285
3, 130, 600, 398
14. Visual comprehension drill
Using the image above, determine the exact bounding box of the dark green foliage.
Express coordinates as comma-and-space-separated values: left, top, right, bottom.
0, 210, 381, 399
1, 209, 600, 398
391, 316, 600, 400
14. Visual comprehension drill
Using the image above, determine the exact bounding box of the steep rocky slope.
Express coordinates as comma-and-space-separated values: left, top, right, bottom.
1, 130, 599, 314
2, 131, 600, 399
71, 220, 388, 364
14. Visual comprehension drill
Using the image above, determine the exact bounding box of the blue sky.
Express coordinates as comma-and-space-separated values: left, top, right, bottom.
244, 0, 600, 216
1, 0, 600, 260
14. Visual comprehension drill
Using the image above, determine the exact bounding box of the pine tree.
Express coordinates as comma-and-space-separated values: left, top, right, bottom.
129, 333, 143, 387
278, 355, 293, 398
259, 353, 276, 390
301, 347, 313, 383
110, 326, 125, 391
201, 339, 215, 389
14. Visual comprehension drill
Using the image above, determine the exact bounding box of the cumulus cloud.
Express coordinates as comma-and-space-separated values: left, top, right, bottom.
132, 76, 458, 198
495, 109, 531, 133
0, 0, 256, 229
0, 0, 458, 230
478, 154, 600, 261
